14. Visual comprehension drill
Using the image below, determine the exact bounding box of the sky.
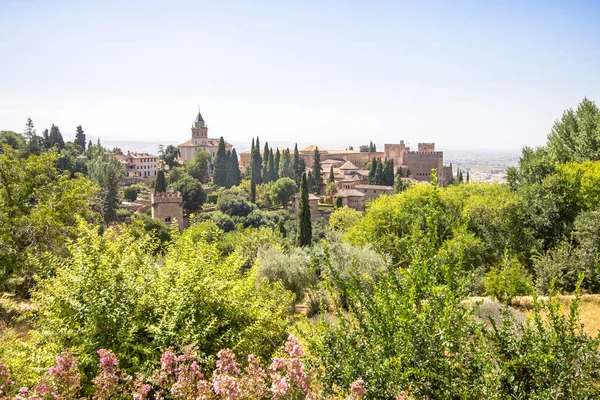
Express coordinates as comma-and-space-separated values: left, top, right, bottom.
1, 0, 599, 152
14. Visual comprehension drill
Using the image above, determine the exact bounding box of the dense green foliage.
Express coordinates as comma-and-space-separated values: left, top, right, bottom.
30, 222, 293, 376
88, 149, 125, 224
0, 147, 98, 293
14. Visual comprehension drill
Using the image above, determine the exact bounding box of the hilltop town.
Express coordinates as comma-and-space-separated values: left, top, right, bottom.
110, 110, 456, 228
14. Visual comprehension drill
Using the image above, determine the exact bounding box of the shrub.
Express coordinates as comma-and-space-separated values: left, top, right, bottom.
207, 193, 219, 204
123, 186, 137, 201
31, 222, 293, 380
329, 206, 362, 233
217, 191, 256, 217
256, 247, 316, 301
485, 252, 533, 302
243, 209, 276, 229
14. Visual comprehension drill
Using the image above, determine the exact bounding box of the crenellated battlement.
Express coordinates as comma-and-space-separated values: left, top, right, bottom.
152, 191, 182, 203
409, 150, 442, 155
417, 143, 435, 152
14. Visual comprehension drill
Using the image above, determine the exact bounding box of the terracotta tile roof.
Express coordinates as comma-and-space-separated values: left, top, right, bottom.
339, 160, 359, 170
355, 185, 393, 190
292, 193, 320, 200
300, 145, 326, 153
178, 138, 231, 147
335, 189, 365, 198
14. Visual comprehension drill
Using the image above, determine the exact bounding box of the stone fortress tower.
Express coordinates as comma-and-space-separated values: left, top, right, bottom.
151, 191, 184, 231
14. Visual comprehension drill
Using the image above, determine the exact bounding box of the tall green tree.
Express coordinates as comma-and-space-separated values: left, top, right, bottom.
279, 148, 294, 179
293, 143, 305, 185
297, 172, 312, 246
155, 169, 167, 192
88, 149, 125, 225
270, 177, 297, 208
23, 118, 39, 155
228, 148, 241, 188
23, 117, 35, 144
250, 137, 263, 202
160, 145, 181, 170
328, 165, 335, 184
262, 142, 270, 181
273, 148, 281, 181
49, 124, 65, 150
375, 159, 384, 185
74, 125, 86, 153
267, 148, 277, 182
312, 147, 322, 195
172, 174, 206, 214
186, 150, 211, 183
368, 157, 377, 184
547, 98, 600, 164
213, 137, 228, 187
385, 159, 395, 186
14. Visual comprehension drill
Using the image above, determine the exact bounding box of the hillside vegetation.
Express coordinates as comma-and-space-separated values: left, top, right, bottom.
1, 98, 600, 398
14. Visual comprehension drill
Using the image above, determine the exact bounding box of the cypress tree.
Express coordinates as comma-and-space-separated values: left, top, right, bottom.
385, 159, 395, 186
48, 124, 65, 150
250, 137, 262, 202
278, 219, 287, 238
262, 142, 270, 182
214, 136, 228, 186
312, 147, 322, 195
267, 148, 277, 182
375, 159, 384, 185
307, 170, 315, 196
466, 170, 470, 183
229, 148, 241, 187
368, 157, 377, 184
279, 148, 293, 179
328, 165, 335, 184
88, 139, 93, 152
297, 172, 312, 246
406, 168, 411, 177
335, 196, 343, 208
74, 125, 86, 152
293, 143, 304, 184
155, 169, 167, 192
273, 148, 280, 181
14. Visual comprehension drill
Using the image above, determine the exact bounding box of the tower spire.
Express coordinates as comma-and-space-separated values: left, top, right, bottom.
195, 107, 205, 124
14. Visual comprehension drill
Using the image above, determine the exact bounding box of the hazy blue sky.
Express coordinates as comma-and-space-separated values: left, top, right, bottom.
1, 0, 599, 151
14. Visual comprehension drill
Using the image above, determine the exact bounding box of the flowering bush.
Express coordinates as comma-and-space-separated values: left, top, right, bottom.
0, 336, 366, 400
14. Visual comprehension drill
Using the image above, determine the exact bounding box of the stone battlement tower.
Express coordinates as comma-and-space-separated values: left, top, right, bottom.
151, 191, 184, 231
417, 143, 436, 153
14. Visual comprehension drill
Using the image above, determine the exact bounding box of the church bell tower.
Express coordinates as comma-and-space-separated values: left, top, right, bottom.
191, 109, 208, 146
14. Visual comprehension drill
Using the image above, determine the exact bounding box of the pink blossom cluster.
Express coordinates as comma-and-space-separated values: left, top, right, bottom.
0, 362, 14, 396
1, 336, 368, 400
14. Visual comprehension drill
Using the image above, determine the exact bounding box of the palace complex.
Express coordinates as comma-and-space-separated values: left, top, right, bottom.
178, 110, 232, 162
240, 141, 453, 187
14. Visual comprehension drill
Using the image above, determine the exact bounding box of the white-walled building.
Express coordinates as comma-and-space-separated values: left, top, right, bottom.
115, 152, 158, 178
